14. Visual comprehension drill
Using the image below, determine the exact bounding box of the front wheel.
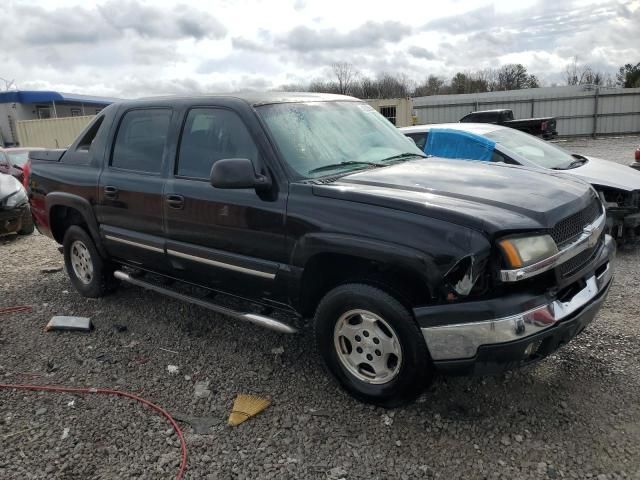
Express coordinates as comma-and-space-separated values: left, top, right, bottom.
314, 283, 433, 407
63, 225, 118, 297
17, 207, 34, 235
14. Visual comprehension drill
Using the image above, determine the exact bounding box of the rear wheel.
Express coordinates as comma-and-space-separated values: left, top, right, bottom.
314, 283, 433, 407
63, 226, 118, 297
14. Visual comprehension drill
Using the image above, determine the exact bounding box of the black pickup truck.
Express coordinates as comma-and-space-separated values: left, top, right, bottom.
27, 93, 614, 406
460, 109, 558, 139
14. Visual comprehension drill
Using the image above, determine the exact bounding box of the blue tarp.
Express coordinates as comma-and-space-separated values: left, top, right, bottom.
424, 128, 496, 161
0, 90, 119, 105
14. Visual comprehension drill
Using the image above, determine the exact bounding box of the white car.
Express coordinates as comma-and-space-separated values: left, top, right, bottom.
401, 123, 640, 243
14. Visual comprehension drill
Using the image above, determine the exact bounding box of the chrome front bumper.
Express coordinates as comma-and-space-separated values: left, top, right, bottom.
422, 237, 614, 362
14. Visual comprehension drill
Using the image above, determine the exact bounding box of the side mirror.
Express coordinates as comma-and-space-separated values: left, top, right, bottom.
210, 158, 271, 190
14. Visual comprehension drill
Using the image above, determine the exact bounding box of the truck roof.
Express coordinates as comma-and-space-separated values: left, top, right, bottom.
467, 109, 511, 114
132, 92, 357, 107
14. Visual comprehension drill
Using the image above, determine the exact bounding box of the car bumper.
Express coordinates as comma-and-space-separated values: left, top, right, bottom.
415, 234, 615, 375
0, 205, 28, 235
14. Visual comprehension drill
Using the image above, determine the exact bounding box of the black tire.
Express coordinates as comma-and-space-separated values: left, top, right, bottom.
63, 225, 118, 297
17, 207, 34, 235
314, 283, 433, 407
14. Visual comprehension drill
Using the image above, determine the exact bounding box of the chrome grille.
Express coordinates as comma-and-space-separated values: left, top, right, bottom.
558, 245, 598, 278
550, 198, 602, 247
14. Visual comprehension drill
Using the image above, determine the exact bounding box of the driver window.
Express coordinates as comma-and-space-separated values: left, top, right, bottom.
177, 108, 259, 179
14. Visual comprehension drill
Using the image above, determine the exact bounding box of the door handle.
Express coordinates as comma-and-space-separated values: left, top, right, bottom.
166, 194, 184, 209
104, 185, 119, 199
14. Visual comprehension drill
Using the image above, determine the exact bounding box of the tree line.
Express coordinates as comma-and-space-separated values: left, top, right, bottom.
279, 60, 640, 99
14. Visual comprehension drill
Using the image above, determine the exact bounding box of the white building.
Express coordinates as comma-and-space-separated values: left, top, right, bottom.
0, 90, 117, 146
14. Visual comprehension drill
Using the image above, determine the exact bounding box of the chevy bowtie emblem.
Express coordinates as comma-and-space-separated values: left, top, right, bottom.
584, 224, 598, 248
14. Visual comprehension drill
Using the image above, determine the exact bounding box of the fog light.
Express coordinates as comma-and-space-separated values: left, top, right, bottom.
524, 343, 536, 357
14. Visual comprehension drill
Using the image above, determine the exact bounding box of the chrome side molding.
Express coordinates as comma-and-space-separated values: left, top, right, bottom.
113, 270, 297, 334
105, 235, 164, 253
166, 249, 275, 279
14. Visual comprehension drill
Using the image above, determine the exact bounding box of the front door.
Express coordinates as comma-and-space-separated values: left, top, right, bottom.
96, 107, 173, 270
164, 106, 287, 302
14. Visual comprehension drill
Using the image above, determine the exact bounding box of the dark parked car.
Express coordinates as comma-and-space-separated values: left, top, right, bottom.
27, 93, 614, 406
0, 148, 44, 184
460, 109, 557, 139
0, 173, 34, 236
401, 123, 640, 244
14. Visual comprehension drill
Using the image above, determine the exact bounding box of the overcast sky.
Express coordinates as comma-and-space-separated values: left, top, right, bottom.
1, 0, 638, 98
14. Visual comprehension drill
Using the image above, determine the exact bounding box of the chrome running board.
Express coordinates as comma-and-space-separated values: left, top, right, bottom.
113, 270, 297, 334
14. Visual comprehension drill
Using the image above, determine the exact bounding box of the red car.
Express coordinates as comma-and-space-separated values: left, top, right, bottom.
0, 148, 44, 184
632, 146, 640, 171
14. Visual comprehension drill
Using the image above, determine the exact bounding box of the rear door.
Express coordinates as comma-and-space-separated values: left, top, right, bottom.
96, 107, 175, 270
163, 104, 288, 302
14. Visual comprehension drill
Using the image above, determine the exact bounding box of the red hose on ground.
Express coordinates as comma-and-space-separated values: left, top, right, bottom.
0, 306, 33, 316
0, 383, 187, 480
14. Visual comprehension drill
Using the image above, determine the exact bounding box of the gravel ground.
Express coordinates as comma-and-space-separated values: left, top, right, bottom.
1, 136, 640, 479
553, 134, 640, 166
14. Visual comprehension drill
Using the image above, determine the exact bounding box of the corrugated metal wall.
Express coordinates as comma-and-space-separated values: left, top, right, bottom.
413, 86, 640, 137
16, 115, 95, 148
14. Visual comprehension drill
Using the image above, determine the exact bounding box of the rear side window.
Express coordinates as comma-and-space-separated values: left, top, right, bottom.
177, 108, 258, 179
77, 116, 105, 151
111, 109, 172, 173
407, 133, 428, 151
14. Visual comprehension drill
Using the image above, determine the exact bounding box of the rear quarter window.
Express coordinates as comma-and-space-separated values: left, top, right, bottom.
406, 133, 428, 151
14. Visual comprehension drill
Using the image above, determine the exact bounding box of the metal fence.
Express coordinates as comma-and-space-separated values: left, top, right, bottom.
16, 115, 95, 148
412, 86, 640, 137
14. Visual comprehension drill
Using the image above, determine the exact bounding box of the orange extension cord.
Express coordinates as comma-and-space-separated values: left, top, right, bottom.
0, 383, 188, 479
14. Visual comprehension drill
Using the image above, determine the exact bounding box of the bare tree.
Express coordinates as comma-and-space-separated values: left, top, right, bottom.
414, 75, 445, 97
496, 64, 531, 90
360, 77, 379, 99
565, 57, 613, 87
331, 62, 358, 95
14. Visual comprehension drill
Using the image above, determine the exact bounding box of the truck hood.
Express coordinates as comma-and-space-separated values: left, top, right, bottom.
567, 156, 640, 192
312, 158, 595, 236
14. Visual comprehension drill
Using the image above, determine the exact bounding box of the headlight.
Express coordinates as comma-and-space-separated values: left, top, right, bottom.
4, 188, 27, 208
498, 234, 558, 269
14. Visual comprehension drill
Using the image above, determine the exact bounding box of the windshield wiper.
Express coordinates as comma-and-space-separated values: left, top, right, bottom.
308, 161, 383, 175
379, 152, 426, 163
553, 157, 588, 170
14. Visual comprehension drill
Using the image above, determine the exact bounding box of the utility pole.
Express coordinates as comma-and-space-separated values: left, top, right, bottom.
0, 77, 17, 91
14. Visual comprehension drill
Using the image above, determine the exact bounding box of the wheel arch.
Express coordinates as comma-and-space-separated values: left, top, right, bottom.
290, 233, 441, 317
46, 193, 107, 257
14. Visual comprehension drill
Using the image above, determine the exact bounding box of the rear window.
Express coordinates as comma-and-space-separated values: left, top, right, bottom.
111, 109, 172, 173
6, 151, 29, 166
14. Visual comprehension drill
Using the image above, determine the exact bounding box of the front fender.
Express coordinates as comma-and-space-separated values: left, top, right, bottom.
290, 232, 442, 290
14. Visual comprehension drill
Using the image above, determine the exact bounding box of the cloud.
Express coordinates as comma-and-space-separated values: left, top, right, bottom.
98, 1, 227, 40
232, 37, 275, 53
279, 21, 412, 51
8, 1, 227, 46
0, 0, 637, 98
408, 46, 436, 60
